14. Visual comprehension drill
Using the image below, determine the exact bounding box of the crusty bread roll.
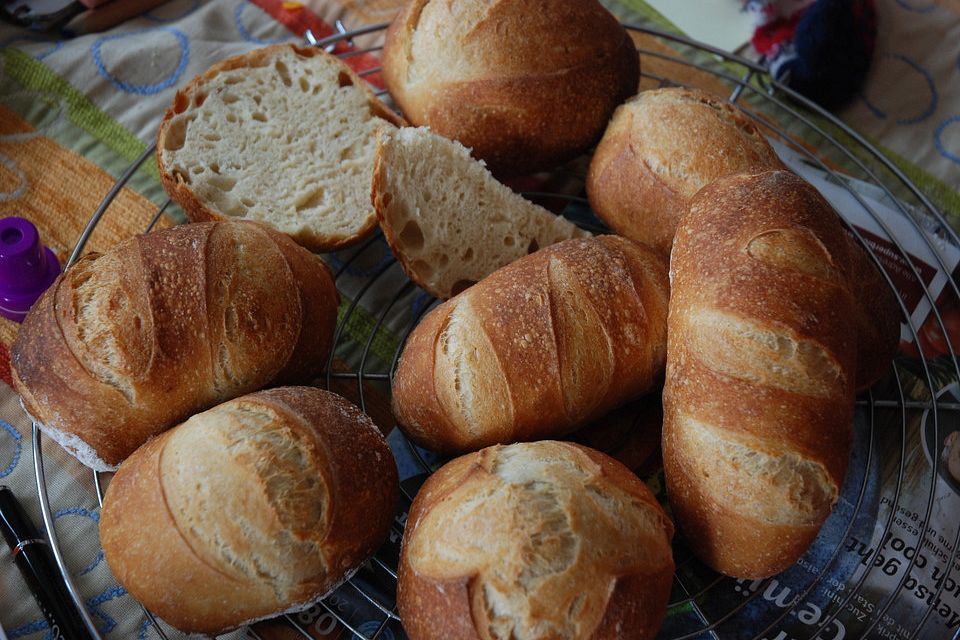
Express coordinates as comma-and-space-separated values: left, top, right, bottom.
11, 221, 338, 470
397, 441, 674, 640
663, 171, 859, 579
101, 387, 398, 635
392, 236, 669, 454
157, 44, 403, 252
382, 0, 639, 176
587, 87, 786, 255
372, 126, 589, 299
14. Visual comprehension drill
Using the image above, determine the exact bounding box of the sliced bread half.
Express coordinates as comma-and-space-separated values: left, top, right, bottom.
157, 44, 403, 252
372, 127, 590, 299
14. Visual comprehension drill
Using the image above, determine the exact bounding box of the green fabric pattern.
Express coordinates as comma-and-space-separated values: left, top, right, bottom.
335, 296, 401, 372
1, 48, 148, 168
603, 0, 681, 32
0, 48, 174, 209
872, 141, 960, 232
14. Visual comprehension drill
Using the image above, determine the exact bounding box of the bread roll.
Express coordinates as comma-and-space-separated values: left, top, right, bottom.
100, 387, 399, 635
587, 87, 785, 255
372, 126, 589, 299
392, 236, 669, 454
11, 221, 338, 470
157, 44, 403, 251
382, 0, 638, 176
397, 441, 674, 640
663, 171, 858, 579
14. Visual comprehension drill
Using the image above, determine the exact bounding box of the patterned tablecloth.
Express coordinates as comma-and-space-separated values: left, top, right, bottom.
0, 1, 958, 639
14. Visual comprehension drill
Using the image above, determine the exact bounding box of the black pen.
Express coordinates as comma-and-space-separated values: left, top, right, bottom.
0, 486, 95, 640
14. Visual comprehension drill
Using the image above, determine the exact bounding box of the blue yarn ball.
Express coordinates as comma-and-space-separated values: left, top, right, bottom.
776, 0, 877, 109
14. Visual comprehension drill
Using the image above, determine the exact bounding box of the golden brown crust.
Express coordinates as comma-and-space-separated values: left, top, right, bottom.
100, 387, 399, 635
156, 44, 403, 253
396, 454, 485, 640
390, 302, 458, 447
397, 442, 673, 640
101, 434, 278, 631
11, 221, 339, 469
663, 171, 858, 579
391, 236, 669, 454
586, 87, 786, 255
663, 420, 821, 578
382, 0, 639, 176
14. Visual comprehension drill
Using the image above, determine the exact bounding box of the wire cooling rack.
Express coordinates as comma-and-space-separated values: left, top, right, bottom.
29, 20, 960, 640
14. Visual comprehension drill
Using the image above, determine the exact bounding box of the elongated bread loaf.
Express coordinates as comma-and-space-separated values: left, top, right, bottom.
663, 171, 859, 579
100, 387, 398, 635
382, 0, 638, 176
11, 221, 338, 470
397, 441, 674, 640
392, 236, 669, 454
157, 44, 403, 251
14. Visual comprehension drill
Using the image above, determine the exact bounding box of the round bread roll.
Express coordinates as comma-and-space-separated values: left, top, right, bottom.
398, 441, 674, 640
587, 87, 785, 255
382, 0, 639, 176
100, 387, 399, 635
12, 220, 339, 470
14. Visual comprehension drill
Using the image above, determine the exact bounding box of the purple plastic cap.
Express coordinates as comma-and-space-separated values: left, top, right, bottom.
0, 217, 61, 323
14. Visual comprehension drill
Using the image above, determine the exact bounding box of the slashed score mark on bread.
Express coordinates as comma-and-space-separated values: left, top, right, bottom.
100, 387, 399, 635
391, 236, 669, 453
397, 441, 674, 640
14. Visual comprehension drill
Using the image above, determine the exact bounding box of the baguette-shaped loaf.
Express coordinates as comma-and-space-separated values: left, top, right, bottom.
397, 441, 674, 640
100, 387, 399, 635
11, 221, 338, 470
392, 236, 669, 453
663, 171, 858, 579
382, 0, 638, 176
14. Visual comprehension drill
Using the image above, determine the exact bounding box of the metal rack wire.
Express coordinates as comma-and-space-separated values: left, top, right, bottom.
29, 20, 960, 640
